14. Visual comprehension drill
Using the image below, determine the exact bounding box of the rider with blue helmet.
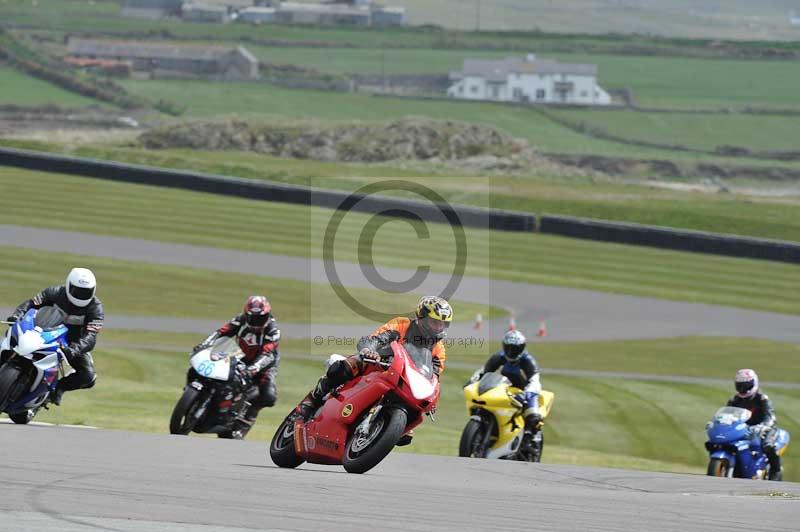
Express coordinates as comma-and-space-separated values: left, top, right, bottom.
475, 329, 542, 440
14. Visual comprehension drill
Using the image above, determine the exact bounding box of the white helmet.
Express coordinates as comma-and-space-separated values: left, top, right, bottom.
735, 368, 759, 398
65, 268, 97, 308
502, 329, 527, 361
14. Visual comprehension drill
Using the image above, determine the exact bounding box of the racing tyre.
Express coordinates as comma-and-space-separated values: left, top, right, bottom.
0, 365, 22, 412
343, 407, 407, 474
269, 416, 305, 469
9, 409, 34, 424
707, 458, 733, 478
459, 418, 491, 458
169, 387, 201, 435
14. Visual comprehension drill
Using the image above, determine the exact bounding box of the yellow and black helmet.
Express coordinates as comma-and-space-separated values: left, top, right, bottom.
415, 296, 454, 323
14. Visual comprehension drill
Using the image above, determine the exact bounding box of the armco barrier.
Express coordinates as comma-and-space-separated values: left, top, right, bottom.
0, 147, 535, 232
3, 146, 798, 263
539, 214, 800, 264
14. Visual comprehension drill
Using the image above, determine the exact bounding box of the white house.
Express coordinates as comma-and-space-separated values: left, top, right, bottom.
447, 54, 611, 105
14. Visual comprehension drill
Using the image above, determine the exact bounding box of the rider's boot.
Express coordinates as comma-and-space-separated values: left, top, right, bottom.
766, 448, 783, 481
396, 429, 415, 447
292, 378, 329, 421
522, 412, 543, 449
231, 405, 259, 440
50, 383, 66, 406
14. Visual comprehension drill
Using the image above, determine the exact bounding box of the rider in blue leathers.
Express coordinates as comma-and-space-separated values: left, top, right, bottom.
475, 330, 542, 440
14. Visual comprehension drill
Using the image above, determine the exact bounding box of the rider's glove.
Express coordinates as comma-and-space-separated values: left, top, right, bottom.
5, 314, 19, 323
752, 425, 770, 439
239, 365, 259, 379
60, 346, 76, 364
359, 347, 380, 363
192, 340, 211, 353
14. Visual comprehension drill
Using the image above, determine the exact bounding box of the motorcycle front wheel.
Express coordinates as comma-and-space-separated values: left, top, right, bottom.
269, 415, 305, 468
0, 365, 22, 412
9, 409, 34, 424
459, 418, 491, 458
707, 458, 733, 478
169, 387, 201, 435
343, 407, 407, 474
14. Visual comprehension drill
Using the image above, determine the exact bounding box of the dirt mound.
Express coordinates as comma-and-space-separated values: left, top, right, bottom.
137, 118, 554, 171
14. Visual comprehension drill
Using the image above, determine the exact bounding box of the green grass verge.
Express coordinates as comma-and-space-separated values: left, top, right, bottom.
2, 168, 799, 315
0, 245, 503, 323
17, 330, 798, 481
0, 66, 98, 106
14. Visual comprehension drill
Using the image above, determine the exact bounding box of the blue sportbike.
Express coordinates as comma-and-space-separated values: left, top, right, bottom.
0, 307, 69, 424
705, 406, 790, 480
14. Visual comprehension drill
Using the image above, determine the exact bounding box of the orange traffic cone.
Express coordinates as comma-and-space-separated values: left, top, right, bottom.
508, 313, 516, 331
536, 320, 548, 338
473, 313, 483, 330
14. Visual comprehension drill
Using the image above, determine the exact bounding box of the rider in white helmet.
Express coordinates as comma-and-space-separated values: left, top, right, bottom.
727, 369, 782, 480
7, 268, 104, 406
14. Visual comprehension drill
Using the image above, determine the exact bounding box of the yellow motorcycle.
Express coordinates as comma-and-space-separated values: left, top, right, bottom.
459, 373, 554, 461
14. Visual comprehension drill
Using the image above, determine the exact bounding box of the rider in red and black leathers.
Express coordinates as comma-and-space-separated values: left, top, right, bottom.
7, 269, 104, 406
194, 296, 280, 438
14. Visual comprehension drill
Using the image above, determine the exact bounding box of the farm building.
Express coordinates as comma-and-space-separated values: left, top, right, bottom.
447, 54, 611, 106
182, 3, 231, 23
66, 38, 259, 81
120, 0, 182, 19
238, 7, 277, 23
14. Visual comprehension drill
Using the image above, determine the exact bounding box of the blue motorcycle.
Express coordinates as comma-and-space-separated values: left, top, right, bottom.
0, 307, 69, 424
705, 406, 790, 480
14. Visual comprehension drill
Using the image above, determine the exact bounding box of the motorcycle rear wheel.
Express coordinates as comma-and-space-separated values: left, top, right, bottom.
343, 407, 407, 474
169, 387, 201, 435
459, 418, 490, 458
0, 365, 22, 412
707, 458, 733, 478
269, 416, 305, 469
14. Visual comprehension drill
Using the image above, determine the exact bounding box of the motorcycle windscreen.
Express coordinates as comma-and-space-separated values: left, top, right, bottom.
34, 306, 67, 330
402, 343, 436, 399
191, 337, 239, 380
478, 373, 510, 396
403, 343, 434, 379
711, 407, 751, 425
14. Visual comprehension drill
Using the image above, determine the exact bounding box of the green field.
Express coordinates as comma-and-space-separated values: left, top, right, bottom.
117, 79, 800, 163
552, 109, 800, 152
0, 245, 502, 324
0, 66, 97, 107
2, 168, 799, 315
16, 330, 799, 481
247, 45, 800, 110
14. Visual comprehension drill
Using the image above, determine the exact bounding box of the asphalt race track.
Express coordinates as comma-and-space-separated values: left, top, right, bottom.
1, 425, 798, 532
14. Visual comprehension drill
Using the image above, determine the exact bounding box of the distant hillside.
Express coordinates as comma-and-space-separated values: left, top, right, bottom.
393, 0, 800, 40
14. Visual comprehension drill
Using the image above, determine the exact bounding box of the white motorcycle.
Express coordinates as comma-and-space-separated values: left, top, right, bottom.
169, 337, 255, 439
0, 306, 70, 424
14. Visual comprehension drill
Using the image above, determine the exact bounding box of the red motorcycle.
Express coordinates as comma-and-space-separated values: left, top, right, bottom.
269, 341, 440, 474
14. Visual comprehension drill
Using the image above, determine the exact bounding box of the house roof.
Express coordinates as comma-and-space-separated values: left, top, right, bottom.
67, 38, 256, 63
450, 56, 598, 81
